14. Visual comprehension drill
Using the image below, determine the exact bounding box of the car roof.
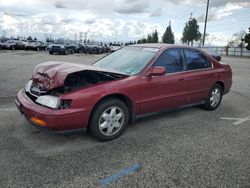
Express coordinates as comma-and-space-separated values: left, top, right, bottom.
130, 43, 201, 51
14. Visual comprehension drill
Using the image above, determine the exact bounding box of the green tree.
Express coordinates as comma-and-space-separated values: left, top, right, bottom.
147, 30, 159, 43
27, 36, 33, 41
152, 29, 159, 43
243, 27, 250, 50
147, 34, 153, 43
162, 24, 175, 44
182, 18, 201, 46
141, 38, 147, 43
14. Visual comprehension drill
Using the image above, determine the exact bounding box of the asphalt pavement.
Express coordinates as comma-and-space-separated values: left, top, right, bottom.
0, 50, 249, 187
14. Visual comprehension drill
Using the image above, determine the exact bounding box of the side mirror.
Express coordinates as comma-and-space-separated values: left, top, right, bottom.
147, 66, 166, 77
213, 55, 221, 61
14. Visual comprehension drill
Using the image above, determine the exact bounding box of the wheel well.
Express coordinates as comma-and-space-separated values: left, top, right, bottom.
216, 81, 225, 92
88, 94, 134, 128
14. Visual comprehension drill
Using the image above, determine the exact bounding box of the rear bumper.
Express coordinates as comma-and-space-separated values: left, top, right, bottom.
223, 79, 233, 95
15, 89, 91, 133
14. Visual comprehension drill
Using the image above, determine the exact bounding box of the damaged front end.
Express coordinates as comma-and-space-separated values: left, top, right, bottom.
25, 62, 128, 109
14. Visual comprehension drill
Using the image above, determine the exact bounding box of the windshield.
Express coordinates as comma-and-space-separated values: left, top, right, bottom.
94, 47, 158, 75
53, 39, 65, 45
6, 40, 15, 44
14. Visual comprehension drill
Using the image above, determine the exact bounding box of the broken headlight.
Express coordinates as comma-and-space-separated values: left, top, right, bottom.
36, 95, 60, 109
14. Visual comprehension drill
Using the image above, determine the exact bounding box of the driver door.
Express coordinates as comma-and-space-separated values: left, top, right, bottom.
139, 48, 187, 114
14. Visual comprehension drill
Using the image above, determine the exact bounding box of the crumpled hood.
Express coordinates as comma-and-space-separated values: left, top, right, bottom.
32, 61, 128, 90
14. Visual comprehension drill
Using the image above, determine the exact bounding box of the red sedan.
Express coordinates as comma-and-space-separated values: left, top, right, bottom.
15, 44, 232, 141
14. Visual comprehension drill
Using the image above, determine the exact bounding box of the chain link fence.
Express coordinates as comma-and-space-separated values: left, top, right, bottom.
198, 46, 250, 57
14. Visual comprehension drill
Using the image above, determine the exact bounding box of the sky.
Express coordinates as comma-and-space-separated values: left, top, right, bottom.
0, 0, 249, 46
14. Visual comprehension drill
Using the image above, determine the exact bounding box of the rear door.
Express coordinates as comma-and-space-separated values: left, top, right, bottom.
182, 48, 217, 104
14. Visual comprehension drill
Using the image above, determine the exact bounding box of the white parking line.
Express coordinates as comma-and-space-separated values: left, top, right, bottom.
0, 107, 17, 112
221, 116, 250, 125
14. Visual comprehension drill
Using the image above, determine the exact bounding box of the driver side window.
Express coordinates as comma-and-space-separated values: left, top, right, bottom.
153, 49, 184, 74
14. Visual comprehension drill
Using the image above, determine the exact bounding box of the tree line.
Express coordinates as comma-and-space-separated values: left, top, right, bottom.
137, 18, 201, 46
136, 17, 250, 50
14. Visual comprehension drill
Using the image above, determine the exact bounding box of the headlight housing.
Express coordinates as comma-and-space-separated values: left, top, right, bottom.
36, 95, 61, 109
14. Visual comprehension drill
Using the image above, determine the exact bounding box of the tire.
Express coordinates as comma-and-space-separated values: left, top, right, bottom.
203, 84, 223, 111
89, 98, 129, 141
49, 51, 53, 55
11, 46, 15, 50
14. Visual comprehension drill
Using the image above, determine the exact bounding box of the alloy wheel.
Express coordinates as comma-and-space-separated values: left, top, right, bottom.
98, 106, 124, 136
210, 88, 221, 107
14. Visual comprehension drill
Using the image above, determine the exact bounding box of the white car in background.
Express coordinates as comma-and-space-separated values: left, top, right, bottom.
110, 43, 122, 52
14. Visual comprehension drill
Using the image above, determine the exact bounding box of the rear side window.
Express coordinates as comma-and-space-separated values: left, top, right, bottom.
153, 49, 184, 74
183, 49, 211, 70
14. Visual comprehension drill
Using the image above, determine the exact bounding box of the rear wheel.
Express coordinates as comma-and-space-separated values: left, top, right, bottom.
89, 98, 129, 141
203, 84, 223, 111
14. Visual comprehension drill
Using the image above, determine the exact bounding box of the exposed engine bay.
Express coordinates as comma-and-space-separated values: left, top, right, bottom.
49, 70, 124, 96
27, 70, 126, 100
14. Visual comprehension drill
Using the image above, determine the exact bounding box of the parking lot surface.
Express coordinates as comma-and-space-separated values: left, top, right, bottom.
0, 51, 249, 187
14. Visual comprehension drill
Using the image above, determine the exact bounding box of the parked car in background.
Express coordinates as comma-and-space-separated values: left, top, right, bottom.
19, 39, 29, 49
15, 44, 232, 141
25, 41, 47, 51
49, 40, 77, 55
102, 43, 111, 53
84, 42, 103, 54
1, 40, 19, 50
1, 39, 28, 50
110, 43, 122, 52
74, 44, 86, 53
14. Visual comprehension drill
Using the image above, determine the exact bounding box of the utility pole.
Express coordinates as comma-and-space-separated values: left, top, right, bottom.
189, 12, 193, 20
202, 0, 209, 46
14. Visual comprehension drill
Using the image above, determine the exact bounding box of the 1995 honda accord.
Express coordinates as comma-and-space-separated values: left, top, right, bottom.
15, 44, 232, 141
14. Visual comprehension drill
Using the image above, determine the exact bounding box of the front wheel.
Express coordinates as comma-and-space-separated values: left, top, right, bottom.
89, 99, 129, 141
203, 84, 223, 111
63, 50, 68, 55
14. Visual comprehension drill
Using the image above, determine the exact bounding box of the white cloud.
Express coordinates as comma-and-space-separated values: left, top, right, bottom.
197, 3, 242, 22
150, 8, 163, 17
0, 0, 249, 43
206, 32, 229, 46
114, 0, 149, 14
